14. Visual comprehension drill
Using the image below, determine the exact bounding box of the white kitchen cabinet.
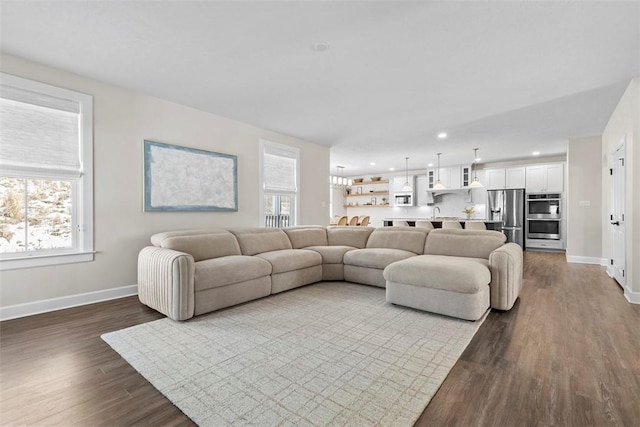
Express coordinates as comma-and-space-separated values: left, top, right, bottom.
505, 167, 526, 188
461, 165, 471, 188
428, 166, 461, 189
484, 168, 506, 189
484, 167, 525, 189
526, 163, 564, 193
416, 175, 433, 205
392, 176, 410, 193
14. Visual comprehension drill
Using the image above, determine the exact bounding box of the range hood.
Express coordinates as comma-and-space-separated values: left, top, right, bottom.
427, 188, 472, 198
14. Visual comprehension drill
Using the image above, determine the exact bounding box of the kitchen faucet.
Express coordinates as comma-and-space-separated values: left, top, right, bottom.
432, 206, 440, 219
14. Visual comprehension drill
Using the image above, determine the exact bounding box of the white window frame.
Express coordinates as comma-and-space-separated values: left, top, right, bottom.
259, 139, 300, 227
0, 73, 94, 270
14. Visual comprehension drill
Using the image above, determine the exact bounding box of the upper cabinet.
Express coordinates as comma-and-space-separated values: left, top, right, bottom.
461, 165, 471, 188
484, 168, 506, 189
484, 167, 526, 189
505, 167, 526, 188
525, 163, 564, 193
427, 166, 462, 189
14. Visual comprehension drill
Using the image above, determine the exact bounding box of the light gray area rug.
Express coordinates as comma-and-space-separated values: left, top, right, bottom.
102, 283, 486, 426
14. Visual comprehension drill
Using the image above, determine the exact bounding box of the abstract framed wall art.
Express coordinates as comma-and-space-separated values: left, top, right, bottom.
143, 140, 238, 212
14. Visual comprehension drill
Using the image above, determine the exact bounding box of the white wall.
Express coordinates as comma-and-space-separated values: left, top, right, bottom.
0, 54, 330, 308
566, 136, 603, 261
602, 77, 639, 302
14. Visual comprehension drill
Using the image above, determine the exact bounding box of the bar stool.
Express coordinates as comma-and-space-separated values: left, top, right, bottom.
465, 222, 487, 230
442, 221, 462, 229
415, 220, 434, 230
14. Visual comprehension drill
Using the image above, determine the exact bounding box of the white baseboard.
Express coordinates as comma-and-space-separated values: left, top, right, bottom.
624, 288, 640, 304
566, 256, 607, 266
0, 284, 138, 321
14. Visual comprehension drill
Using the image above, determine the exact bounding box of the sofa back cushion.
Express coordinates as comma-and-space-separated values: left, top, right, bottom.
326, 226, 375, 249
424, 229, 506, 259
229, 227, 293, 255
283, 226, 328, 249
151, 229, 241, 262
365, 226, 429, 254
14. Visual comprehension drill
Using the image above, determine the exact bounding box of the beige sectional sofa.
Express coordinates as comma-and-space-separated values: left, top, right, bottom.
138, 226, 523, 321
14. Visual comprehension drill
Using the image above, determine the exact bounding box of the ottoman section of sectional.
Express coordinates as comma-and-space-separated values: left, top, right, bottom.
384, 255, 491, 321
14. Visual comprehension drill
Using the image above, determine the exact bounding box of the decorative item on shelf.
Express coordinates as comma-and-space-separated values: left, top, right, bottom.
382, 197, 388, 205
402, 157, 413, 192
463, 206, 475, 219
353, 178, 364, 183
356, 187, 363, 194
371, 176, 382, 182
469, 148, 483, 188
434, 153, 446, 190
371, 197, 377, 205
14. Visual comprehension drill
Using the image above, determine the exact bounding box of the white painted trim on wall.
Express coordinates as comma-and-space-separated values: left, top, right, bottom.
624, 288, 640, 304
0, 284, 138, 321
566, 256, 608, 265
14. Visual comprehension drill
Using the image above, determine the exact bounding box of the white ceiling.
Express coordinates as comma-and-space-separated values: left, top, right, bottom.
1, 1, 638, 176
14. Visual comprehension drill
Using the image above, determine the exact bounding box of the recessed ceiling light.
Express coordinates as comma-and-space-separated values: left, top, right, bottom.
532, 151, 540, 156
475, 157, 481, 162
437, 132, 447, 139
427, 163, 434, 167
312, 42, 330, 52
389, 167, 395, 171
370, 162, 376, 166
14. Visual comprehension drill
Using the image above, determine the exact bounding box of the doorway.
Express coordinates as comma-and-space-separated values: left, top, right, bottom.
609, 138, 626, 287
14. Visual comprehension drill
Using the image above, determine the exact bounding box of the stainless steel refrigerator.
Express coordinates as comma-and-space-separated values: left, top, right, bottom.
487, 188, 525, 248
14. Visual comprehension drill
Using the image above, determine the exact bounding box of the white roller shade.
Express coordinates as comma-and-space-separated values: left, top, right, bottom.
0, 84, 81, 179
263, 145, 297, 192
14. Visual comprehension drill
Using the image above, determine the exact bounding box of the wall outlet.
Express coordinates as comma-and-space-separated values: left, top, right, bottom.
579, 200, 591, 206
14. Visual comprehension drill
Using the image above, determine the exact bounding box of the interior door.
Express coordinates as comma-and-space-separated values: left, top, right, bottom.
610, 141, 625, 287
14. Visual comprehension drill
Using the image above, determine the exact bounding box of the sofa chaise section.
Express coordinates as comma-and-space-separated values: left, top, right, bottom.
139, 229, 272, 320
384, 229, 521, 320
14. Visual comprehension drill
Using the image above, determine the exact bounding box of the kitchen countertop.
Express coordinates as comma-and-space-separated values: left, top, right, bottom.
383, 217, 503, 223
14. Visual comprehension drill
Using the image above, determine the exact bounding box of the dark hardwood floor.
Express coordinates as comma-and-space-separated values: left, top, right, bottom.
1, 251, 638, 426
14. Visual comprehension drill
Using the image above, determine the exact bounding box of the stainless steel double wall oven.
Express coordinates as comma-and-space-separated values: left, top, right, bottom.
526, 193, 562, 240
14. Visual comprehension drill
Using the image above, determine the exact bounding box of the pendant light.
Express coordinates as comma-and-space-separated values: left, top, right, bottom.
433, 153, 446, 190
402, 157, 413, 192
469, 148, 483, 188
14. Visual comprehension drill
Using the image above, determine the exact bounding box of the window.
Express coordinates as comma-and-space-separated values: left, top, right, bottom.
0, 73, 93, 270
260, 140, 299, 228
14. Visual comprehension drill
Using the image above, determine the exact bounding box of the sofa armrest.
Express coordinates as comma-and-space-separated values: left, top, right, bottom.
138, 246, 195, 321
488, 243, 523, 310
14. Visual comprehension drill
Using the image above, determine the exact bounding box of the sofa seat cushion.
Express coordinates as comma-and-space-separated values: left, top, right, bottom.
384, 255, 490, 294
195, 255, 272, 291
305, 245, 355, 264
256, 249, 322, 274
344, 248, 417, 270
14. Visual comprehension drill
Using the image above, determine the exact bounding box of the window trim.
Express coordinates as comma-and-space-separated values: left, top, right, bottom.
259, 139, 300, 227
0, 73, 94, 270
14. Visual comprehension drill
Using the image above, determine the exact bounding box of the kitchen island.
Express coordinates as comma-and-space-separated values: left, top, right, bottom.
382, 218, 503, 231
